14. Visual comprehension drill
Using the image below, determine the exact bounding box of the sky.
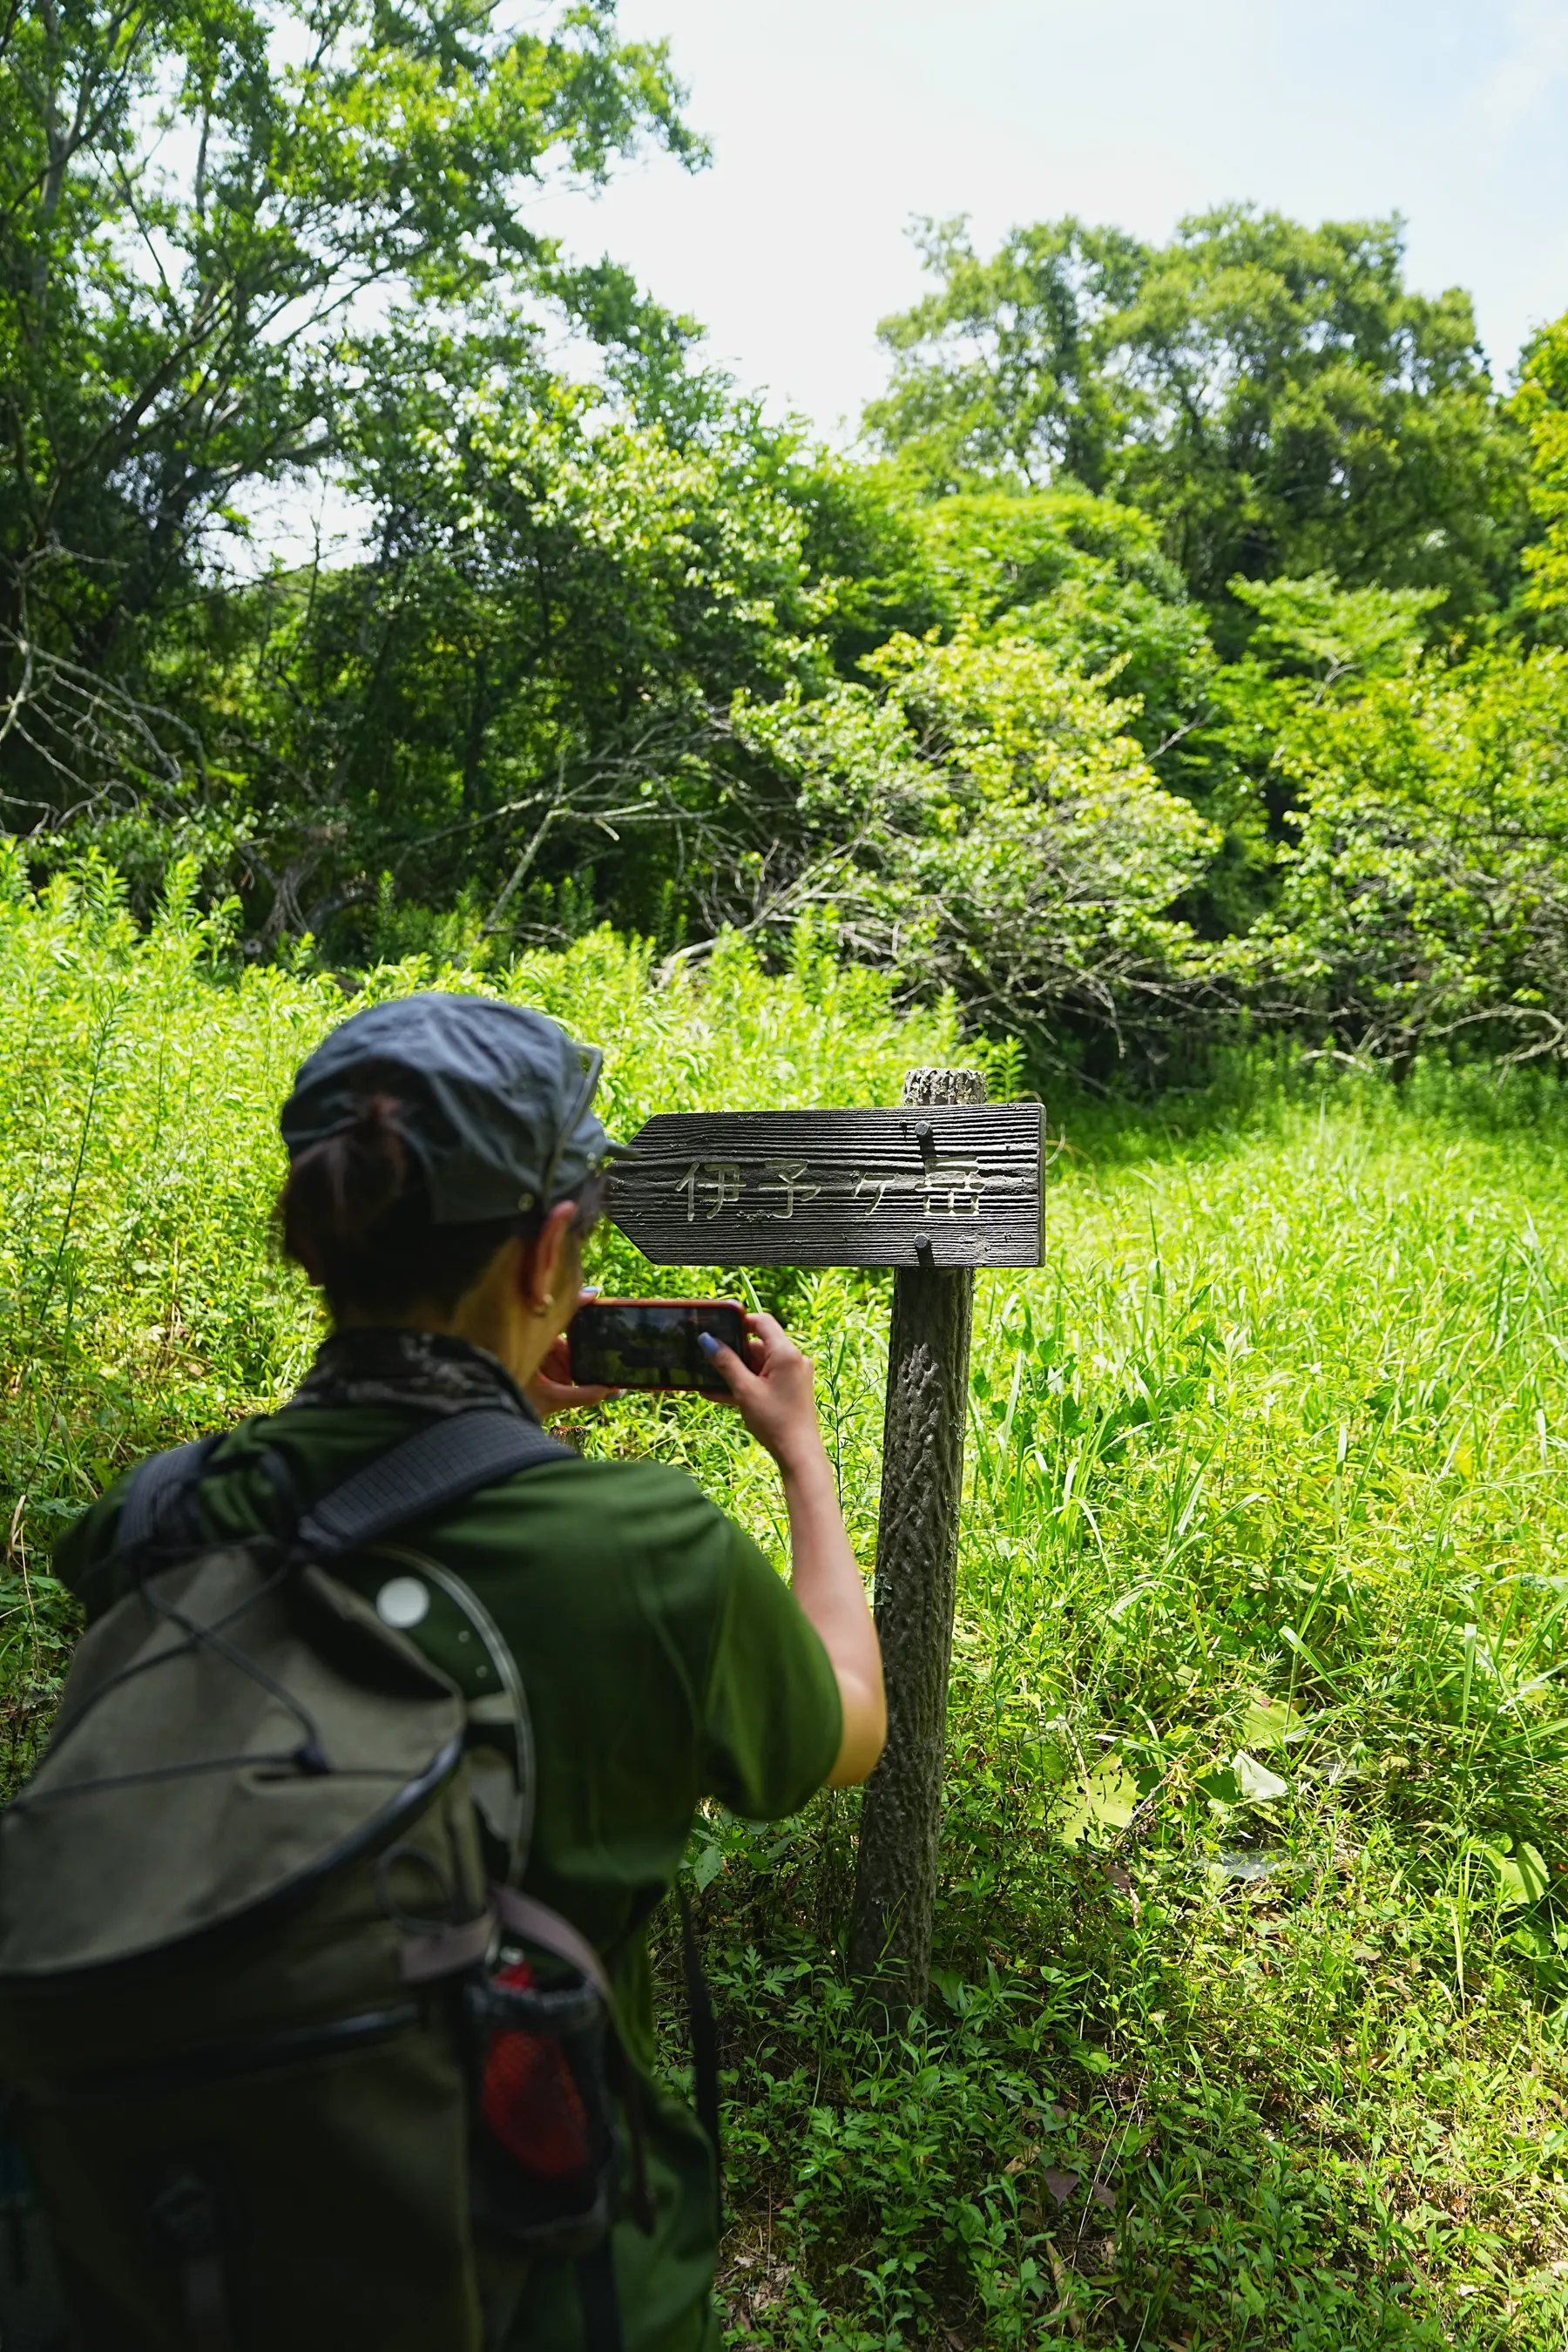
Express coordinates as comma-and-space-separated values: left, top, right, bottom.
527, 0, 1568, 444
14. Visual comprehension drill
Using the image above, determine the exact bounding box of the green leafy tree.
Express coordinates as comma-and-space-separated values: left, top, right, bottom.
865, 216, 1146, 497
1258, 649, 1568, 1062
733, 627, 1218, 1071
868, 206, 1528, 638
911, 486, 1216, 790
1225, 571, 1450, 687
1115, 210, 1525, 631
1192, 570, 1449, 934
1517, 311, 1568, 625
0, 0, 697, 822
141, 321, 872, 945
757, 453, 944, 680
1207, 571, 1445, 804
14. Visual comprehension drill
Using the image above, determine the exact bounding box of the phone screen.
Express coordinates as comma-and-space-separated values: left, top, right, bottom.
568, 1300, 747, 1392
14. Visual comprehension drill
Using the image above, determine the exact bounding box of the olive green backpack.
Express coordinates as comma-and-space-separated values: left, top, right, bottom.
0, 1409, 649, 2352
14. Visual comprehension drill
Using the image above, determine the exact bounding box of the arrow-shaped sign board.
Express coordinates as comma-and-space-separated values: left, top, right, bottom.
608, 1105, 1044, 1269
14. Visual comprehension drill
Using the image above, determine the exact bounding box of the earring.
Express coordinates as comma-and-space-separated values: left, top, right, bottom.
532, 1291, 555, 1317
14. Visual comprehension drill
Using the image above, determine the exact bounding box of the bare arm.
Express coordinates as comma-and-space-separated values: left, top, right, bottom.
700, 1313, 886, 1788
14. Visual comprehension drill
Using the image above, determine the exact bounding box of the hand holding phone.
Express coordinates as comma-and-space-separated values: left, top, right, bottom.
526, 1288, 618, 1417
567, 1299, 747, 1394
694, 1309, 822, 1475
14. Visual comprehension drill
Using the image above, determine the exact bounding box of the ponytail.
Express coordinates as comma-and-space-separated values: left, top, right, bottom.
278, 1098, 605, 1319
280, 1095, 411, 1272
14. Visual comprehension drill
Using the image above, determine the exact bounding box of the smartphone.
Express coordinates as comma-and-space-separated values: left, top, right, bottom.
568, 1299, 747, 1393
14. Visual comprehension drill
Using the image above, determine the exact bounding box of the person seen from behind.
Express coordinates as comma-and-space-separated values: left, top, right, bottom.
52, 993, 886, 2351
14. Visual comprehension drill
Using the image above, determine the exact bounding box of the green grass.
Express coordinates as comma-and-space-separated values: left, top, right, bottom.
8, 860, 1568, 2348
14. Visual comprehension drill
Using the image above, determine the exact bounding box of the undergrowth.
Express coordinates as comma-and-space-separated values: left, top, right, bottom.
7, 858, 1568, 2346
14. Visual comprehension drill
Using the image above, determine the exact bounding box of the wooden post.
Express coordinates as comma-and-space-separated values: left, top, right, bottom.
848, 1065, 985, 2022
605, 1073, 1040, 2022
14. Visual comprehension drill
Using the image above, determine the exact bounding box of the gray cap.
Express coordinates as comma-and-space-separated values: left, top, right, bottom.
280, 992, 619, 1226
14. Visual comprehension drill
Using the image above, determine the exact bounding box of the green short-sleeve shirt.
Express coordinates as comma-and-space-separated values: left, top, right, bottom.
55, 1403, 843, 2352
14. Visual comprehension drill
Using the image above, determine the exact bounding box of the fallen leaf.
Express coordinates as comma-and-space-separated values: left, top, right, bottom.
1241, 1690, 1298, 1749
1233, 1750, 1289, 1804
1045, 2249, 1087, 2342
1056, 1762, 1143, 1848
1042, 2167, 1079, 2206
1004, 2142, 1041, 2176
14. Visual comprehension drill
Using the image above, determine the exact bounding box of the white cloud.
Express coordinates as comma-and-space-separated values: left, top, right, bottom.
523, 2, 1568, 429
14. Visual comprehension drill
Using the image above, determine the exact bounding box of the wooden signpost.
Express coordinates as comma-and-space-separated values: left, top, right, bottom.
607, 1071, 1045, 2023
609, 1101, 1044, 1270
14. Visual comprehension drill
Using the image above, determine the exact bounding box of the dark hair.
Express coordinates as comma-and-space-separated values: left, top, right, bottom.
279, 1094, 604, 1319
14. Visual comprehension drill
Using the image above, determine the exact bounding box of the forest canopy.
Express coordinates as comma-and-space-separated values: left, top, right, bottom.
3, 0, 1568, 1080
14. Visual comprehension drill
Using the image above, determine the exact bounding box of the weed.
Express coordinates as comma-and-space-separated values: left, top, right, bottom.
7, 869, 1568, 2344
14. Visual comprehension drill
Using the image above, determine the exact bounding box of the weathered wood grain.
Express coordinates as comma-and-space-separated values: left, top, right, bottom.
848, 1068, 985, 2023
607, 1104, 1043, 1269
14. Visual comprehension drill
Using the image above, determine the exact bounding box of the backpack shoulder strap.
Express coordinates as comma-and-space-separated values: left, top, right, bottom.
116, 1409, 572, 1571
118, 1433, 224, 1551
294, 1409, 574, 1565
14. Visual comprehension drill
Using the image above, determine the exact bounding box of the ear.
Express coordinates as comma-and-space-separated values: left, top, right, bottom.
519, 1200, 578, 1312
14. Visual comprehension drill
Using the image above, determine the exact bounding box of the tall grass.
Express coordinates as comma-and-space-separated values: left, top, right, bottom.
0, 858, 962, 1770
7, 861, 1568, 2348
